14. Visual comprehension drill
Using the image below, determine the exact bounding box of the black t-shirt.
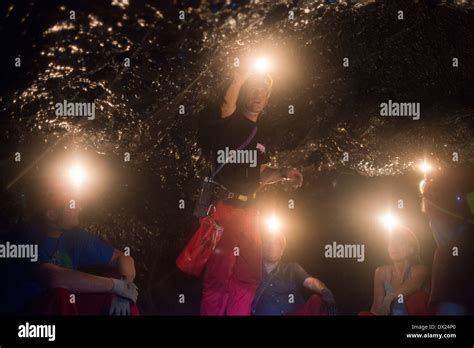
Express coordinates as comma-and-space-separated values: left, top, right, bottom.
212, 110, 270, 196
252, 262, 310, 316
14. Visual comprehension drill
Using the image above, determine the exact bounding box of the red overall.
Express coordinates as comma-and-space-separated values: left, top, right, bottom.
200, 200, 261, 315
29, 288, 140, 316
287, 294, 330, 316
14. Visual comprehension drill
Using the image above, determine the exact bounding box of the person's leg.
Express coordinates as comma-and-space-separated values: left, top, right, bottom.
71, 267, 139, 315
75, 293, 140, 315
405, 290, 434, 316
29, 288, 139, 316
226, 276, 258, 315
30, 288, 79, 315
130, 302, 140, 315
232, 208, 261, 285
226, 208, 261, 316
287, 294, 329, 316
201, 203, 239, 315
201, 280, 230, 316
436, 302, 468, 316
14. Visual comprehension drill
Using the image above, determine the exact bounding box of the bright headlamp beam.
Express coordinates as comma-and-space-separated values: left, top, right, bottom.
68, 164, 86, 188
419, 161, 432, 175
266, 214, 281, 234
380, 213, 399, 232
254, 57, 271, 73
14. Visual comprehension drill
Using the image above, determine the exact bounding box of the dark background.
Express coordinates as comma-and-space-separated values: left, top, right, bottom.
1, 0, 473, 315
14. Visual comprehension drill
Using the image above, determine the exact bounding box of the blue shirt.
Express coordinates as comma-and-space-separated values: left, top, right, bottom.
37, 228, 114, 270
252, 262, 310, 316
0, 225, 114, 313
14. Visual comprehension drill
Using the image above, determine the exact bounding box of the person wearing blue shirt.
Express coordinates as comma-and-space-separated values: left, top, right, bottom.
1, 182, 139, 316
252, 231, 337, 316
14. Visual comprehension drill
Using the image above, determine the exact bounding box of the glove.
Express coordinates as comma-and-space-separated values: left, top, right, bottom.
109, 295, 131, 316
111, 278, 138, 303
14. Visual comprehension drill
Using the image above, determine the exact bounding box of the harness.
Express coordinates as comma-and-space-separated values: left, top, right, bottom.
194, 125, 258, 218
210, 179, 257, 202
209, 126, 258, 204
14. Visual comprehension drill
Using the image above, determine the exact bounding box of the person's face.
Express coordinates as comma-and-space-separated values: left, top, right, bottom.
46, 201, 80, 230
387, 237, 413, 262
263, 236, 284, 262
242, 81, 270, 114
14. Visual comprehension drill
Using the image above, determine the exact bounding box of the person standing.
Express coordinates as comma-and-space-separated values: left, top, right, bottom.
199, 68, 303, 315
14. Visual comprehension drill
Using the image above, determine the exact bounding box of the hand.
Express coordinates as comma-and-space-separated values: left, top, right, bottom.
111, 278, 139, 303
285, 168, 303, 188
378, 293, 396, 316
320, 288, 337, 315
232, 67, 251, 85
320, 288, 336, 304
109, 295, 132, 316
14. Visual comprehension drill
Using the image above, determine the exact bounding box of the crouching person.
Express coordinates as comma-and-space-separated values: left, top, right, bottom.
252, 230, 336, 316
27, 183, 139, 316
360, 226, 432, 316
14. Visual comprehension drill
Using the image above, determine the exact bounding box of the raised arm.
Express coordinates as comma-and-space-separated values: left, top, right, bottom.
220, 70, 250, 118
260, 165, 303, 187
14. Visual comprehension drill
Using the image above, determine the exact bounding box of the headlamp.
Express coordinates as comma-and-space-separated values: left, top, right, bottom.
265, 214, 282, 235
379, 213, 399, 232
253, 57, 271, 74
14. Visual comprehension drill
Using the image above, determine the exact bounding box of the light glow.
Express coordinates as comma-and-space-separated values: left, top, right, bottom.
380, 213, 399, 232
419, 160, 432, 175
266, 214, 282, 234
254, 57, 271, 73
68, 164, 86, 188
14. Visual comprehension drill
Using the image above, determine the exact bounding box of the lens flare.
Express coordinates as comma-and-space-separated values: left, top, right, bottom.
68, 164, 86, 188
254, 57, 271, 73
419, 160, 432, 174
266, 214, 282, 234
380, 213, 399, 232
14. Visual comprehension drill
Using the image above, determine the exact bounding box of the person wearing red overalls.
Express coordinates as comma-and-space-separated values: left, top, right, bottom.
199, 68, 303, 315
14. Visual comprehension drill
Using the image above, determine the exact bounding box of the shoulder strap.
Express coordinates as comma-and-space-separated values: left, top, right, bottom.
385, 266, 391, 283
211, 126, 258, 179
383, 266, 393, 293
